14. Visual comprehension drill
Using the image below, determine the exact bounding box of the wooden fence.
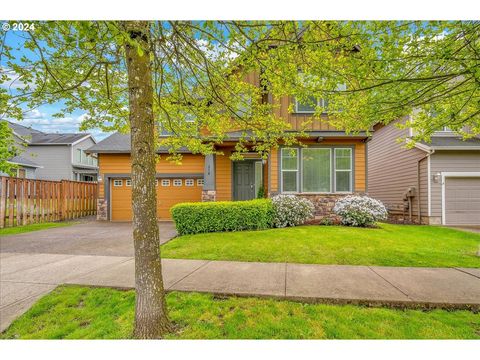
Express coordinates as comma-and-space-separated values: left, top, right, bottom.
0, 177, 97, 228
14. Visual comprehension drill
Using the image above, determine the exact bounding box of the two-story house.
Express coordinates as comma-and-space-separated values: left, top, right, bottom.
368, 118, 480, 226
86, 75, 369, 221
3, 121, 99, 181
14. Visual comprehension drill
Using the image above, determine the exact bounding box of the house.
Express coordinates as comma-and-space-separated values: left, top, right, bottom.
368, 118, 480, 226
2, 121, 99, 181
87, 93, 369, 221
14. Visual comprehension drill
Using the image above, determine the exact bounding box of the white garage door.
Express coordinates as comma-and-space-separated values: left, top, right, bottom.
445, 177, 480, 225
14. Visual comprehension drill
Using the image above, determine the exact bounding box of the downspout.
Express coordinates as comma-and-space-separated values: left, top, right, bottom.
417, 149, 434, 224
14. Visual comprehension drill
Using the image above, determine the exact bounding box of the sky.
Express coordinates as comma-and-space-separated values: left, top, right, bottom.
1, 28, 112, 141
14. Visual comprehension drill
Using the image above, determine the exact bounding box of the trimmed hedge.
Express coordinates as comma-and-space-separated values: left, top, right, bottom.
171, 199, 274, 235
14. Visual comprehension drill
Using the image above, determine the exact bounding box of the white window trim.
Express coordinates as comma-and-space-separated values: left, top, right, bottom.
113, 179, 123, 187
185, 179, 194, 186
280, 148, 300, 193
197, 179, 204, 186
126, 179, 132, 187
173, 179, 182, 187
280, 147, 354, 194
441, 172, 480, 225
161, 179, 171, 186
294, 97, 325, 114
155, 179, 159, 186
333, 148, 353, 193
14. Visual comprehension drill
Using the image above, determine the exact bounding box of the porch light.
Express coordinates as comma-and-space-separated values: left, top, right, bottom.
317, 136, 324, 142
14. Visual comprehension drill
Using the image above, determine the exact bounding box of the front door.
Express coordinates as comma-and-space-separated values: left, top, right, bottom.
233, 161, 256, 200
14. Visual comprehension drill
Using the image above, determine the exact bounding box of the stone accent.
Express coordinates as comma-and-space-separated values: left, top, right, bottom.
387, 213, 431, 225
202, 190, 216, 202
296, 193, 363, 224
97, 199, 108, 221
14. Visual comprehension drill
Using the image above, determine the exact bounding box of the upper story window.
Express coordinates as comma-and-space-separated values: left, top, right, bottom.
294, 83, 346, 114
280, 147, 353, 193
75, 149, 98, 167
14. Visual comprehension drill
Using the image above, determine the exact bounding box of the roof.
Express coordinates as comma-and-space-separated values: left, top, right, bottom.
86, 133, 192, 154
29, 133, 91, 145
4, 121, 94, 145
219, 130, 370, 141
8, 155, 42, 168
417, 136, 480, 150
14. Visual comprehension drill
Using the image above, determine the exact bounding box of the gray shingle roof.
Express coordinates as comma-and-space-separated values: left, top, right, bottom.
419, 136, 480, 149
86, 132, 192, 154
29, 133, 90, 145
8, 155, 42, 168
5, 121, 44, 137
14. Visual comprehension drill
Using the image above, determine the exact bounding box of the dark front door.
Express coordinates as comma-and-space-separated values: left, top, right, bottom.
233, 161, 256, 200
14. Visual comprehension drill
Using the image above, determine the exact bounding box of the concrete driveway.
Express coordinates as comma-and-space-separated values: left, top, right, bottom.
0, 221, 177, 257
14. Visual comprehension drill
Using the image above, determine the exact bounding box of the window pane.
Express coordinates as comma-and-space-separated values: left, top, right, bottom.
296, 96, 317, 112
336, 171, 351, 192
281, 149, 298, 170
335, 148, 352, 170
302, 148, 331, 192
282, 171, 297, 192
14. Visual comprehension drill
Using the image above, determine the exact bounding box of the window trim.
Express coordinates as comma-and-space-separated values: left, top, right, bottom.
280, 148, 300, 193
185, 179, 194, 187
333, 148, 353, 193
173, 179, 182, 187
197, 178, 204, 186
161, 179, 171, 187
279, 146, 354, 194
113, 179, 123, 187
125, 179, 132, 187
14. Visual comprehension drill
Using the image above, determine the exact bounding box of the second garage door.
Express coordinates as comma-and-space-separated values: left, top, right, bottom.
444, 177, 480, 225
110, 178, 203, 221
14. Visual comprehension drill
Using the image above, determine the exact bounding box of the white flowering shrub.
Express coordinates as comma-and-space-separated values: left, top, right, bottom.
272, 195, 315, 228
333, 195, 388, 227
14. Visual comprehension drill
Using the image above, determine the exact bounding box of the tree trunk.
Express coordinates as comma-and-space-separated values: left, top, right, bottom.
123, 20, 173, 339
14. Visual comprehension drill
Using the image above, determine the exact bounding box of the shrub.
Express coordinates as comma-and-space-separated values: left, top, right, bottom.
272, 195, 314, 228
333, 195, 387, 227
171, 199, 274, 235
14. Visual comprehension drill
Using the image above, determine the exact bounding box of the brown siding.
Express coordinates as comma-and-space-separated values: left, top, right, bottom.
367, 119, 428, 216
270, 148, 279, 193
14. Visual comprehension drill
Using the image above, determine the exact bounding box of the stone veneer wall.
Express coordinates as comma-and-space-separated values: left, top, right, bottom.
97, 199, 108, 221
202, 190, 216, 202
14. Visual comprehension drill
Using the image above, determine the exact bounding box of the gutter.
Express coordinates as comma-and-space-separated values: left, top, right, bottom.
417, 149, 435, 224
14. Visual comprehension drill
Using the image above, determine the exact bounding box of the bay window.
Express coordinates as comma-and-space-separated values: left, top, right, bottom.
280, 147, 353, 193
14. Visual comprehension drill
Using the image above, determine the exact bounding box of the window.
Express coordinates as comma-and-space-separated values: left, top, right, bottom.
155, 179, 159, 186
161, 179, 171, 186
334, 148, 352, 192
281, 148, 299, 192
173, 179, 182, 187
197, 179, 204, 186
280, 147, 353, 193
295, 96, 318, 113
126, 179, 132, 186
113, 179, 123, 187
302, 148, 331, 192
17, 168, 26, 178
185, 179, 194, 186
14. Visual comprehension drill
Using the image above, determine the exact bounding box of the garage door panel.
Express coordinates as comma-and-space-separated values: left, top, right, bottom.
111, 178, 202, 221
445, 177, 480, 225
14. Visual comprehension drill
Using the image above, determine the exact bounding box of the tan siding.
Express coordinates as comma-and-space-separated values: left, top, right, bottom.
367, 119, 428, 216
430, 151, 480, 217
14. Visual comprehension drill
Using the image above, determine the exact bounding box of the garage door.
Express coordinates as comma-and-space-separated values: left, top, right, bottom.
110, 178, 203, 221
445, 177, 480, 225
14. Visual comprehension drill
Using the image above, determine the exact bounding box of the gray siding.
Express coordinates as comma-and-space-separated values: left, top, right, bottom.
368, 119, 428, 217
72, 137, 96, 162
430, 151, 480, 217
23, 145, 73, 180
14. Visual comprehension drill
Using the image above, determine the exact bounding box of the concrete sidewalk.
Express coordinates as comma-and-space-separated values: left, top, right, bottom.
1, 252, 480, 331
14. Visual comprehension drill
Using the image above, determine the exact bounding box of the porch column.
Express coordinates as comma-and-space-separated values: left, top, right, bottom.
202, 154, 216, 201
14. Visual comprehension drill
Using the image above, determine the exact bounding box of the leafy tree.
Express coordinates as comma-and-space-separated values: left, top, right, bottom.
1, 20, 479, 337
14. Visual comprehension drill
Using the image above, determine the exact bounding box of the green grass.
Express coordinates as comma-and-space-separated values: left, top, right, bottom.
162, 223, 480, 268
1, 286, 479, 339
0, 222, 74, 236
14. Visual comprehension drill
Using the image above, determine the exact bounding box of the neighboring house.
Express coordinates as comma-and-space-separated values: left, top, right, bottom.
87, 87, 369, 221
2, 121, 98, 181
368, 119, 480, 226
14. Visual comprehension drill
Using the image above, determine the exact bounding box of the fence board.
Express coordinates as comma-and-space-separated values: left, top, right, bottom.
0, 177, 97, 228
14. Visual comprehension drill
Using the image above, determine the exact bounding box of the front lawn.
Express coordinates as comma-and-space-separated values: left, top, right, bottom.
2, 286, 479, 339
162, 223, 480, 268
0, 222, 74, 236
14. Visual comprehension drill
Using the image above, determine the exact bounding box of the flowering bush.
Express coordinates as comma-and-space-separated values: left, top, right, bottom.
333, 195, 387, 227
272, 195, 314, 228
